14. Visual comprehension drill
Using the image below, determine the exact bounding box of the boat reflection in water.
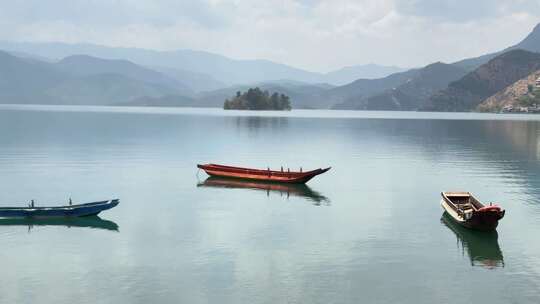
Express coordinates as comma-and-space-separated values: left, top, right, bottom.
441, 213, 504, 269
0, 215, 119, 233
198, 177, 330, 205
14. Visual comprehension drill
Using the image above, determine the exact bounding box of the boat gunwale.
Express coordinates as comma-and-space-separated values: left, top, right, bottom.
0, 199, 119, 211
199, 163, 330, 177
441, 192, 484, 213
441, 199, 466, 223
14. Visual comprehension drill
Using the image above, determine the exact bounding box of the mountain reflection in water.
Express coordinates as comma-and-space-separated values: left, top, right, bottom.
197, 177, 330, 205
0, 215, 119, 232
441, 213, 504, 269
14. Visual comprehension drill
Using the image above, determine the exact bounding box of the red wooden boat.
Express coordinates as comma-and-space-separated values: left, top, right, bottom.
197, 163, 331, 184
441, 192, 505, 231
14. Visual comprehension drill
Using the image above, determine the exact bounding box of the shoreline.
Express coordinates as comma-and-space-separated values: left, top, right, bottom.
3, 103, 540, 121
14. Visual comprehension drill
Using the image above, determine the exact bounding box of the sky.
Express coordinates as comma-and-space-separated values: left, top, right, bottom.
0, 0, 539, 72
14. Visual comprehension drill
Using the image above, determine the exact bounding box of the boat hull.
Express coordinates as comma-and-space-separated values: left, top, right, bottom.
198, 164, 330, 184
441, 198, 503, 231
0, 199, 119, 219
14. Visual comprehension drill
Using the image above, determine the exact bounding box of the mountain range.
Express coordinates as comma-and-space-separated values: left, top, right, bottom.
358, 63, 468, 110
0, 41, 404, 87
2, 22, 540, 111
477, 70, 540, 112
0, 51, 66, 104
425, 50, 540, 112
332, 63, 468, 110
323, 64, 406, 85
454, 23, 540, 70
0, 51, 188, 105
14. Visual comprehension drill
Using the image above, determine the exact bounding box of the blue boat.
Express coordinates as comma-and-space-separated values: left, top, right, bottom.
0, 199, 119, 218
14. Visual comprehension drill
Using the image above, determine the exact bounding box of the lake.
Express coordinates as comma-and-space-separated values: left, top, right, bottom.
1, 105, 540, 303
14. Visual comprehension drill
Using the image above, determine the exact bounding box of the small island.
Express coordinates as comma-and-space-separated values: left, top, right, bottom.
224, 87, 291, 110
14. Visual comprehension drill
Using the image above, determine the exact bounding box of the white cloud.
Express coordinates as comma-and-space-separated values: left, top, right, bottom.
0, 0, 539, 71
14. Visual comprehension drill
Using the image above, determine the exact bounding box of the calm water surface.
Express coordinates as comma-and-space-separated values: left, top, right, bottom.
1, 106, 540, 303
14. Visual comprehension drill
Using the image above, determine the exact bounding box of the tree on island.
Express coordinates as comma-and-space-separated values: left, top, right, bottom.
224, 87, 291, 110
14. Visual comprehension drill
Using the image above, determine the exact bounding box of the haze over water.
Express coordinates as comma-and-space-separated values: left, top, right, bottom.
1, 106, 540, 303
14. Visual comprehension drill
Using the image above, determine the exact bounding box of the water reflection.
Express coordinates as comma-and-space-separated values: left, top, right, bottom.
197, 177, 330, 205
0, 216, 119, 232
482, 120, 540, 160
234, 116, 289, 131
441, 213, 504, 269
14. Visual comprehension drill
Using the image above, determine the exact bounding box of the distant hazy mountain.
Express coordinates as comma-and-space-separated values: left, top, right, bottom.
0, 50, 332, 108
329, 69, 420, 109
362, 63, 468, 110
0, 50, 193, 105
454, 23, 540, 70
0, 41, 406, 87
324, 64, 407, 85
152, 66, 226, 92
46, 73, 181, 105
0, 41, 322, 86
0, 50, 66, 104
56, 55, 192, 93
426, 50, 540, 111
120, 94, 196, 107
6, 51, 53, 63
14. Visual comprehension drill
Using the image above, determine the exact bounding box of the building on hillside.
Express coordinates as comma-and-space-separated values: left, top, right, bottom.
536, 76, 540, 88
502, 105, 514, 112
501, 104, 540, 113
